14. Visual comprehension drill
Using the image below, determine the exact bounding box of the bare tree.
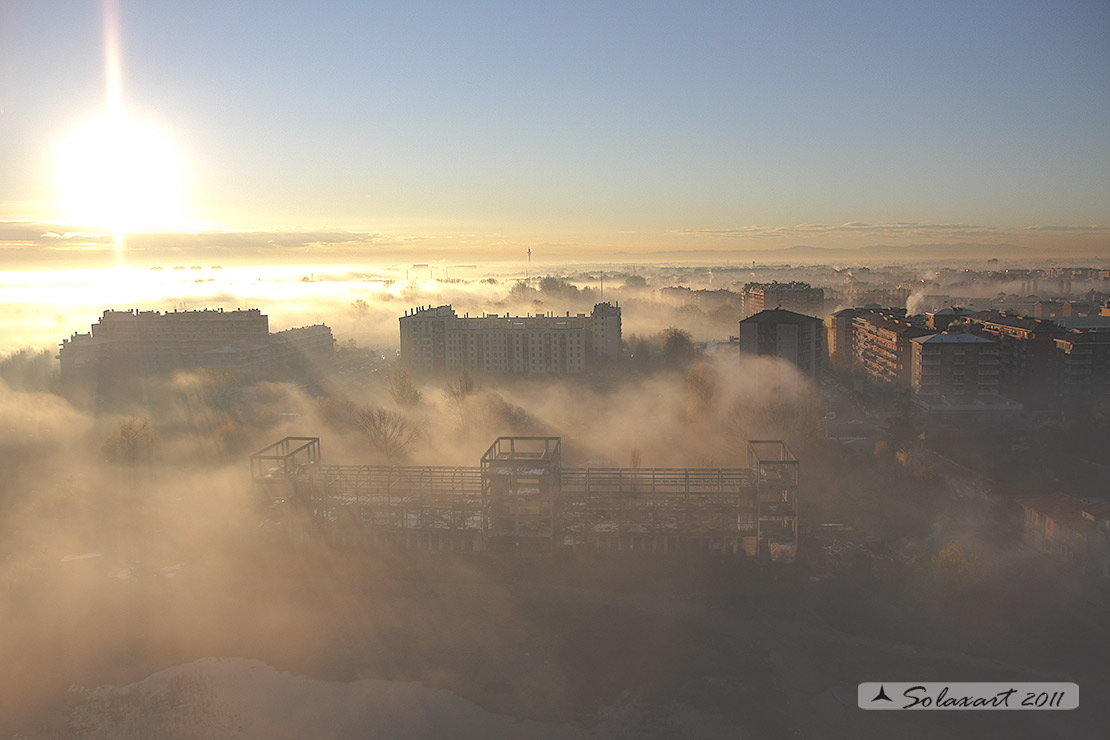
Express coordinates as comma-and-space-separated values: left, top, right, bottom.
685, 361, 717, 423
350, 298, 369, 317
445, 369, 477, 406
316, 395, 357, 430
353, 406, 420, 461
102, 417, 155, 464
0, 348, 55, 392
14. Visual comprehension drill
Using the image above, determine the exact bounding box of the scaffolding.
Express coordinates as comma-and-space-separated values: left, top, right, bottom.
250, 436, 798, 560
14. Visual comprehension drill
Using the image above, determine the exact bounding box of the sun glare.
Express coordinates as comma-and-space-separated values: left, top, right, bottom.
54, 112, 185, 234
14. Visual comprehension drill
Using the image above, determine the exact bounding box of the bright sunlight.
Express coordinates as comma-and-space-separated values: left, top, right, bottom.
54, 111, 186, 234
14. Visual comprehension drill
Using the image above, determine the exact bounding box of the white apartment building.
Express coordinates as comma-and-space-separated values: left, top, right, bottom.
400, 303, 621, 375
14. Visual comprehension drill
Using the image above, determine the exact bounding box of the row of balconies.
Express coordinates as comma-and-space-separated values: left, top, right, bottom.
918, 366, 1000, 376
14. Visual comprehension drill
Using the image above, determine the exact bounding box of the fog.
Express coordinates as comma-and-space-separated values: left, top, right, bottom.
0, 333, 820, 737
2, 264, 1107, 739
1, 263, 746, 355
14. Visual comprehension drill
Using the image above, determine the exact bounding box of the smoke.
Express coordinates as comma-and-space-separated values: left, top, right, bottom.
905, 287, 928, 316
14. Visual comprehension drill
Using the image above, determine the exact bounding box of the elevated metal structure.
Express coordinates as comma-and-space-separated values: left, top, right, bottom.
250, 436, 798, 560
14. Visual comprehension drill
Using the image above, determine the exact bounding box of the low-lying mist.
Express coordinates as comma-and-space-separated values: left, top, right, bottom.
2, 262, 787, 356
3, 264, 1108, 738
0, 341, 828, 737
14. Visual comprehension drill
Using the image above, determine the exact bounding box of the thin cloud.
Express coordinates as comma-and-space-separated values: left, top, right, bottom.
1025, 225, 1109, 232
40, 231, 115, 243
669, 222, 1007, 240
0, 224, 395, 263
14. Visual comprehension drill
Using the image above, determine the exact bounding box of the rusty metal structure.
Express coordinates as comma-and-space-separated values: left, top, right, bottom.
250, 436, 798, 560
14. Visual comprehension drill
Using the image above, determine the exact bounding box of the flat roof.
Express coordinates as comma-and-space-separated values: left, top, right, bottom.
912, 332, 995, 344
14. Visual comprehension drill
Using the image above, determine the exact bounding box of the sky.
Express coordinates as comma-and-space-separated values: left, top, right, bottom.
1, 0, 1108, 263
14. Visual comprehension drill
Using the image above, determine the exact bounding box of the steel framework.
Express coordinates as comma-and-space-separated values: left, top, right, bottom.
250, 435, 798, 560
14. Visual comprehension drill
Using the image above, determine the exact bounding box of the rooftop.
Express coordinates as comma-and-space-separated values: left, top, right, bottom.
972, 310, 1063, 333
740, 308, 821, 325
912, 332, 996, 345
1021, 492, 1110, 530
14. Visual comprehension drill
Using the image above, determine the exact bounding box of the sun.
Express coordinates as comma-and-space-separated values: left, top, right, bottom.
54, 111, 186, 235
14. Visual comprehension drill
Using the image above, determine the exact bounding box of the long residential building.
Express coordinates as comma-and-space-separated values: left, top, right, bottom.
965, 311, 1063, 403
830, 304, 1110, 410
910, 332, 1000, 399
399, 302, 621, 375
1055, 329, 1110, 402
850, 310, 930, 388
59, 308, 334, 398
740, 281, 824, 318
825, 308, 861, 364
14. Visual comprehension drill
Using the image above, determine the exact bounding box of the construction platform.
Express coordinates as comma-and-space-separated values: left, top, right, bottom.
250, 436, 798, 560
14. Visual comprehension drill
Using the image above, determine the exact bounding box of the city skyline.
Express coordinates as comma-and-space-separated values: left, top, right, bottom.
2, 1, 1108, 263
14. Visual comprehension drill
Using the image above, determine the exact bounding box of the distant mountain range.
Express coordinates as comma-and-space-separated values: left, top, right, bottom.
608, 242, 1105, 264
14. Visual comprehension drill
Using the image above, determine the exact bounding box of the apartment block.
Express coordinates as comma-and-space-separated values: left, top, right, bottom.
740, 281, 824, 318
825, 308, 860, 363
270, 324, 337, 373
59, 308, 334, 399
966, 311, 1062, 402
925, 306, 978, 332
910, 332, 1000, 399
399, 302, 621, 376
850, 311, 930, 388
1055, 329, 1110, 401
738, 308, 824, 376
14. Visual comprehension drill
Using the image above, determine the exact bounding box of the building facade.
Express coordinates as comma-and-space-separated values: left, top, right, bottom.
399, 302, 621, 375
1055, 329, 1110, 402
270, 324, 337, 374
825, 308, 860, 364
1022, 493, 1110, 578
738, 308, 824, 376
910, 332, 1000, 399
59, 309, 334, 398
926, 306, 978, 332
966, 311, 1062, 403
850, 311, 930, 388
740, 281, 824, 318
